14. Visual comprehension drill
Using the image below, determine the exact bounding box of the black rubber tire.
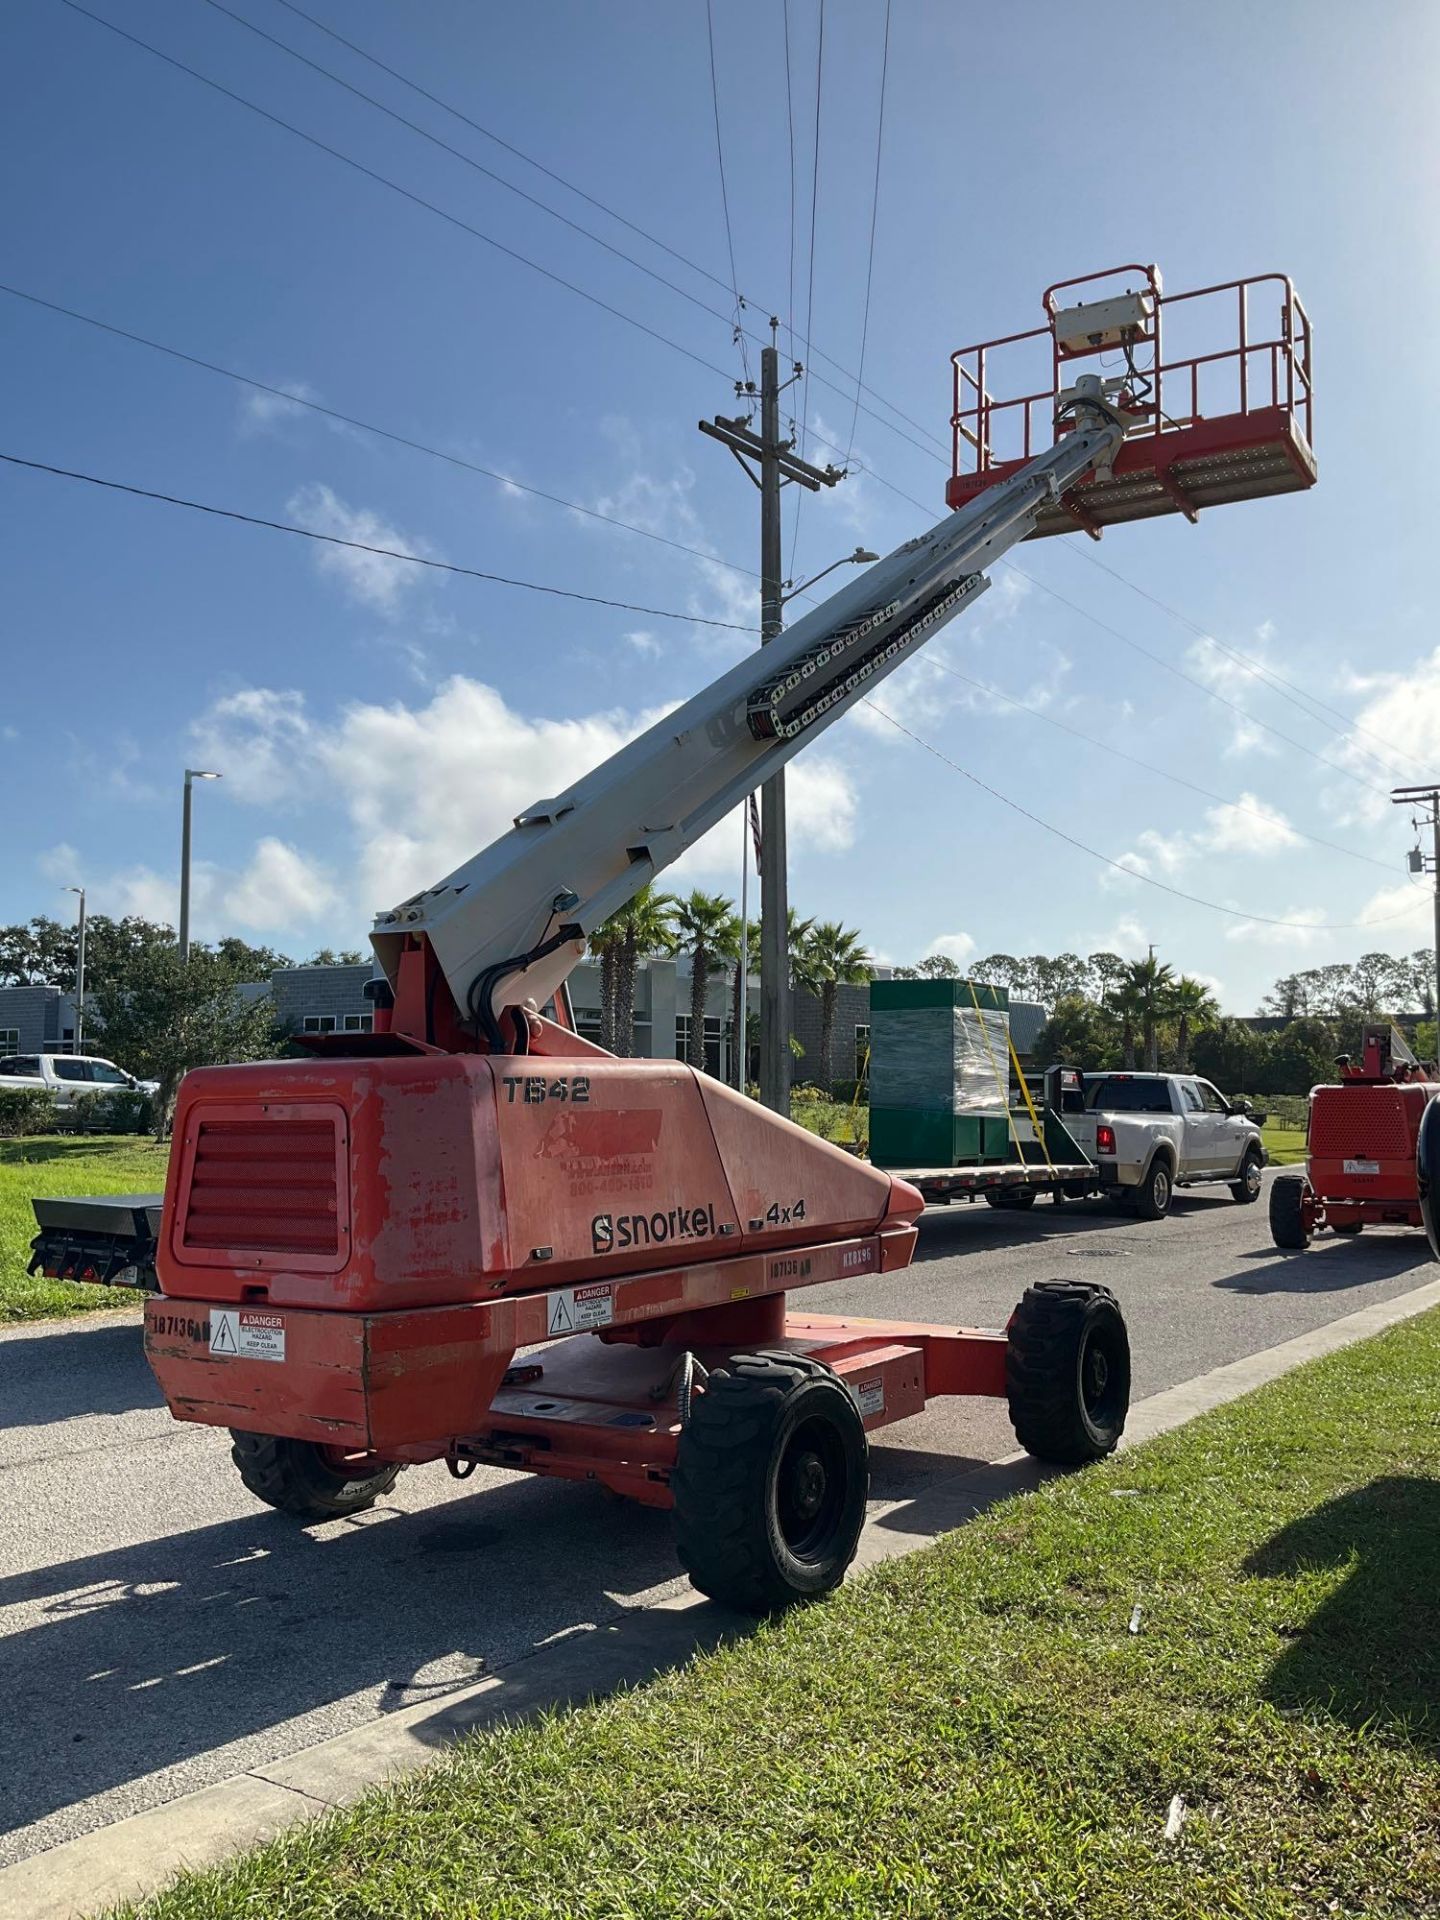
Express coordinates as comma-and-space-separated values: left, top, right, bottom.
1269, 1173, 1312, 1250
1332, 1221, 1362, 1236
228, 1431, 402, 1519
1005, 1280, 1131, 1465
672, 1351, 869, 1613
1230, 1149, 1264, 1205
985, 1187, 1038, 1211
1130, 1154, 1174, 1220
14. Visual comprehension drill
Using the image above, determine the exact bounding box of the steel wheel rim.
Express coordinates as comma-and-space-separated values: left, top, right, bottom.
775, 1416, 848, 1562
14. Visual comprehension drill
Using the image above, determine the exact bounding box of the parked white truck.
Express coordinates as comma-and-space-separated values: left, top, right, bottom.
1064, 1072, 1267, 1218
0, 1052, 158, 1106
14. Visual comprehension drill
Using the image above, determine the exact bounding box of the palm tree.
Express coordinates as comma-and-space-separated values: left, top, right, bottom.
606, 886, 676, 1057
586, 916, 624, 1053
1112, 978, 1144, 1070
1167, 975, 1220, 1073
801, 921, 873, 1093
671, 891, 739, 1076
1123, 954, 1177, 1072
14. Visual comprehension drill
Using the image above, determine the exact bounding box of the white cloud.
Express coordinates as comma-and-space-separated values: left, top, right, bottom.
1223, 907, 1326, 948
1329, 644, 1440, 822
224, 838, 339, 931
925, 931, 976, 966
1200, 792, 1299, 856
625, 630, 662, 658
1106, 796, 1300, 887
182, 675, 862, 930
1185, 630, 1283, 758
189, 688, 312, 806
37, 843, 82, 885
239, 381, 319, 435
286, 484, 439, 614
1092, 914, 1151, 959
1349, 879, 1434, 940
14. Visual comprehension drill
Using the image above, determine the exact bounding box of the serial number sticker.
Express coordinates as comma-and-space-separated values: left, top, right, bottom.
546, 1282, 615, 1337
1343, 1159, 1381, 1175
210, 1308, 286, 1362
854, 1378, 885, 1419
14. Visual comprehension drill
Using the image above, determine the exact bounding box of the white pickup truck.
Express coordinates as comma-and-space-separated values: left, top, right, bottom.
0, 1052, 159, 1106
1064, 1072, 1266, 1218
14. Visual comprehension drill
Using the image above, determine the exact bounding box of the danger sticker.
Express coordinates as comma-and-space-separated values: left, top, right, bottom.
854, 1377, 885, 1420
546, 1282, 615, 1337
1343, 1158, 1381, 1176
210, 1308, 286, 1363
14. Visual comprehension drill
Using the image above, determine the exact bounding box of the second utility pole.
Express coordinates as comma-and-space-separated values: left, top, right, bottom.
700, 321, 842, 1113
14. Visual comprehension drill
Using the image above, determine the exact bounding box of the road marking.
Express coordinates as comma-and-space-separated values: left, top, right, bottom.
5, 1272, 1439, 1920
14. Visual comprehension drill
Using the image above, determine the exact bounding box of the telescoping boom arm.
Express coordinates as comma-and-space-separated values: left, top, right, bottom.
371, 379, 1135, 1030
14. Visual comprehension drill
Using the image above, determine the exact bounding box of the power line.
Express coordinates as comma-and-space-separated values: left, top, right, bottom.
863, 700, 1416, 932
702, 0, 749, 387
1058, 540, 1431, 783
0, 450, 758, 629
67, 0, 944, 476
789, 0, 826, 579
55, 0, 739, 385
0, 281, 761, 584
783, 0, 797, 368
844, 0, 890, 471
925, 659, 1399, 874
795, 423, 1397, 803
268, 0, 949, 461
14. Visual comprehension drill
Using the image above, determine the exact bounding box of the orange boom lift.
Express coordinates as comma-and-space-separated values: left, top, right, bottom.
34, 269, 1315, 1609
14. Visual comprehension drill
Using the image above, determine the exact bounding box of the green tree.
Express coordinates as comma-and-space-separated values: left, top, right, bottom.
671, 891, 739, 1075
1123, 954, 1176, 1072
91, 946, 278, 1137
302, 946, 363, 968
1265, 1016, 1341, 1096
916, 953, 961, 979
607, 886, 676, 1057
1408, 949, 1436, 1017
800, 921, 872, 1093
586, 915, 624, 1055
216, 937, 296, 979
1166, 975, 1220, 1073
1031, 994, 1118, 1072
1087, 951, 1128, 1005
1192, 1018, 1270, 1096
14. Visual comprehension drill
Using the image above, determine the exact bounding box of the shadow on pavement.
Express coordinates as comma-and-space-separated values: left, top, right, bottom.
0, 1468, 684, 1839
1244, 1475, 1440, 1753
1213, 1237, 1431, 1296
0, 1320, 157, 1428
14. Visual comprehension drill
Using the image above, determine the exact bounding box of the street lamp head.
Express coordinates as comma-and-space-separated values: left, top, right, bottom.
852, 548, 880, 564
186, 768, 222, 783
64, 884, 84, 896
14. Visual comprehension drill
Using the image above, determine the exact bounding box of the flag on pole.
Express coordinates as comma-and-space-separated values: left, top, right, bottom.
748, 792, 763, 871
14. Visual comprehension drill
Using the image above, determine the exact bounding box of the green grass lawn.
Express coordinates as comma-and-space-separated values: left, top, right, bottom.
0, 1135, 169, 1323
1261, 1121, 1307, 1167
125, 1310, 1440, 1919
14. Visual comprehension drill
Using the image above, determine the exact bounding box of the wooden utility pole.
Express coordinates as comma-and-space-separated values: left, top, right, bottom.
1392, 783, 1440, 1030
699, 321, 842, 1113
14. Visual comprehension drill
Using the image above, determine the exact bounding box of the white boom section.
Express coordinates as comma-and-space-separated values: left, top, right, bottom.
371, 385, 1131, 1024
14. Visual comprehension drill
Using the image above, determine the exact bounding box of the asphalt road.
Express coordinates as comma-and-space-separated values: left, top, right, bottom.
1, 1173, 1432, 1868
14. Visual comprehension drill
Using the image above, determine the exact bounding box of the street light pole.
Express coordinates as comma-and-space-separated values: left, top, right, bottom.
180, 769, 222, 962
64, 886, 86, 1054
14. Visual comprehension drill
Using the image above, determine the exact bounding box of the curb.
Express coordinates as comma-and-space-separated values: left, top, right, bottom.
5, 1273, 1439, 1920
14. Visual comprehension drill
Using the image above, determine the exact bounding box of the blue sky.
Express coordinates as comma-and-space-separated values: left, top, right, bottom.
4, 0, 1439, 1010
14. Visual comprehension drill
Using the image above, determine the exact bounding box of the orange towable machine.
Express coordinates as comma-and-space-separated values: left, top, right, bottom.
35, 269, 1316, 1609
1270, 1026, 1439, 1250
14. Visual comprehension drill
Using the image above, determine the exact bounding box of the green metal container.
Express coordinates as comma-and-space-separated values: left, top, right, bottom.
868, 978, 1013, 1170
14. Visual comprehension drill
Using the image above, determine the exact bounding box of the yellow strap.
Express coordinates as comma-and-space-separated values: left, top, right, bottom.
848, 1045, 870, 1146
965, 978, 1024, 1162
1006, 1020, 1056, 1172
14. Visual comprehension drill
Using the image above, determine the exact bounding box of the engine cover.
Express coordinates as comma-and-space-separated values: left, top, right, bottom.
158, 1054, 920, 1310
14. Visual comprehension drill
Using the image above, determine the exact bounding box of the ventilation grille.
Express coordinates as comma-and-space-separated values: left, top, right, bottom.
180, 1118, 340, 1255
1309, 1089, 1413, 1160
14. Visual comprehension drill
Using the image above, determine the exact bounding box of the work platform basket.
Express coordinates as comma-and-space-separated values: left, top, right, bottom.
947, 265, 1315, 537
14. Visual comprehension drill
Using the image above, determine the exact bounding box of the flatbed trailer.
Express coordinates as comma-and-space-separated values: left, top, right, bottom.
894, 1161, 1098, 1207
